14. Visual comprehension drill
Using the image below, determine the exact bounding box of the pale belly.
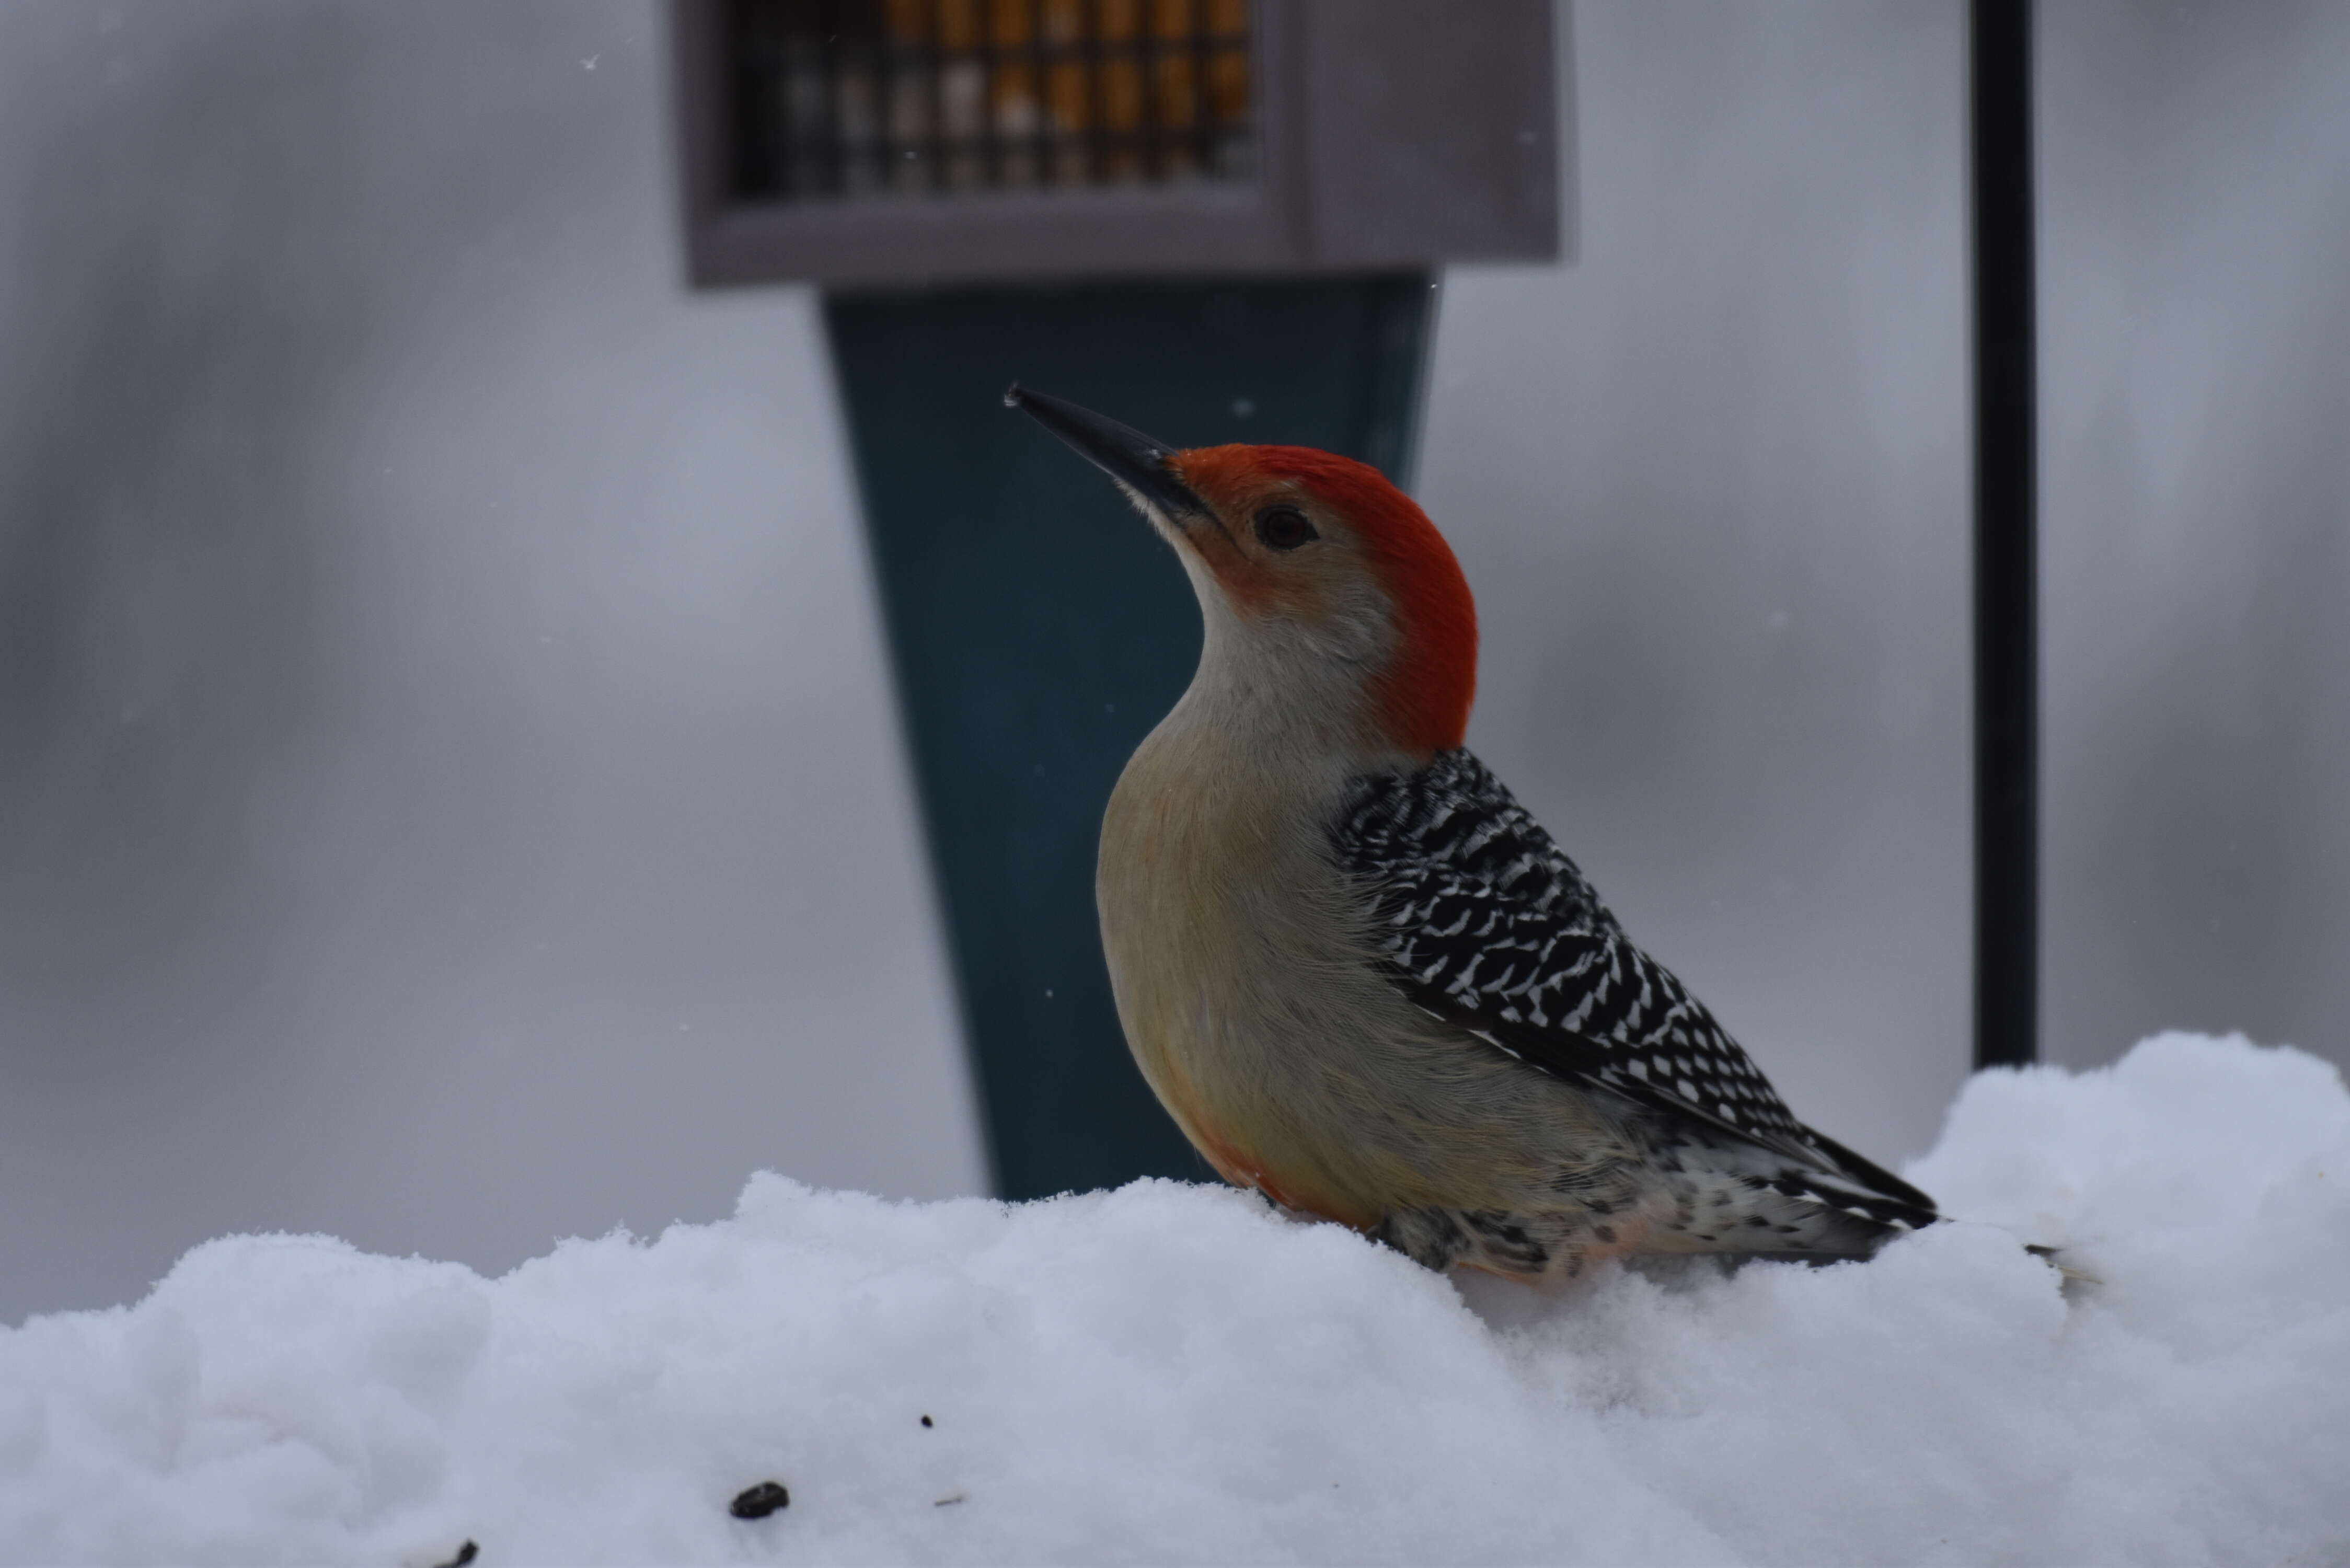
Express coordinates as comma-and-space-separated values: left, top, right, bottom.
1095, 738, 1643, 1238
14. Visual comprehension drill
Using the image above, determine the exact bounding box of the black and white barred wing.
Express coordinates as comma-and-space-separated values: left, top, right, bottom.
1331, 748, 1934, 1225
1331, 750, 1804, 1142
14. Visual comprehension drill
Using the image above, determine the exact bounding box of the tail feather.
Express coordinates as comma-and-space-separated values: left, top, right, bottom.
1792, 1126, 1939, 1230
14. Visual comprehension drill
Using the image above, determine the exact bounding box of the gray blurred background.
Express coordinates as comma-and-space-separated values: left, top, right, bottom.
2, 0, 2343, 1322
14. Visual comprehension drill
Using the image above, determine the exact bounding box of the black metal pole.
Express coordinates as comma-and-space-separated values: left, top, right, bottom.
1970, 0, 2039, 1070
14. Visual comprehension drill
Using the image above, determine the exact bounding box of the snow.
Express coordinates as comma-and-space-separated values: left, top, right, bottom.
3, 1034, 2346, 1567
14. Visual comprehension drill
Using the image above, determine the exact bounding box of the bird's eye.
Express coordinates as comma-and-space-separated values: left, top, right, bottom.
1254, 506, 1318, 551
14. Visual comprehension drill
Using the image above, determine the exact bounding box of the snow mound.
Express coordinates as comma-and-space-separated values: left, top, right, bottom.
3, 1033, 2346, 1567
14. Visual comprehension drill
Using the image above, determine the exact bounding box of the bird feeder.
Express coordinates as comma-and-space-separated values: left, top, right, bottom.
670, 0, 1565, 1198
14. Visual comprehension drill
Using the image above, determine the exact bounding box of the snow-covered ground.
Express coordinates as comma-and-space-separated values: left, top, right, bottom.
2, 1033, 2344, 1567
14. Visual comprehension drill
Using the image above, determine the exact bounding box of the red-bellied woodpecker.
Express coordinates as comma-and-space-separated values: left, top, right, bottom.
1006, 385, 1938, 1279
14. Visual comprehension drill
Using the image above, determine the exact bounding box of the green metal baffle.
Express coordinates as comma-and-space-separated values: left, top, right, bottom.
826, 274, 1433, 1198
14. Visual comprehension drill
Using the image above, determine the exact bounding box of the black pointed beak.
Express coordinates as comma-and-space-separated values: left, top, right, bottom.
1004, 385, 1211, 524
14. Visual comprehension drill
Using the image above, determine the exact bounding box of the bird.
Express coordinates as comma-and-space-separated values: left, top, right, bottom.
1005, 385, 1938, 1282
